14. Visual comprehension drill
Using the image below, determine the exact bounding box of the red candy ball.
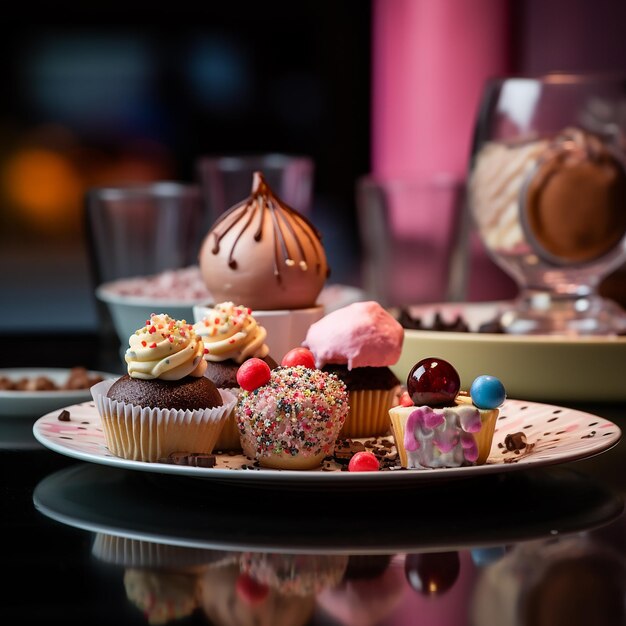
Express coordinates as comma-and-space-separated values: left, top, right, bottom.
281, 347, 316, 369
407, 357, 460, 408
404, 552, 460, 596
235, 573, 269, 605
237, 358, 271, 391
348, 451, 380, 472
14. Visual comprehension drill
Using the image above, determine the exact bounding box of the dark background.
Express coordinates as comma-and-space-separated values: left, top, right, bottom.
3, 1, 626, 335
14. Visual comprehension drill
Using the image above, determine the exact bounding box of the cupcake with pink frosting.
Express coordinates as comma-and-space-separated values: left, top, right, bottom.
302, 301, 404, 438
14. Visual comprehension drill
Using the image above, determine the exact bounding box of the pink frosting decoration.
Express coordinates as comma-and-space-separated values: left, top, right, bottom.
302, 300, 404, 370
404, 405, 482, 468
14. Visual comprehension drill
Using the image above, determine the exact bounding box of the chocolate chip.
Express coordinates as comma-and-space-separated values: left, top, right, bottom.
505, 432, 527, 451
57, 409, 71, 422
187, 453, 216, 467
163, 451, 216, 467
333, 439, 367, 463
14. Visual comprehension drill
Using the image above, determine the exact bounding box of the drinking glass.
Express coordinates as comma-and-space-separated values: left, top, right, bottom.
468, 73, 626, 335
85, 181, 205, 286
356, 175, 468, 307
84, 182, 206, 356
195, 153, 314, 224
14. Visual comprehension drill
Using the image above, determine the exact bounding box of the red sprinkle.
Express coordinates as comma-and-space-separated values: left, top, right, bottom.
149, 342, 157, 348
148, 326, 156, 334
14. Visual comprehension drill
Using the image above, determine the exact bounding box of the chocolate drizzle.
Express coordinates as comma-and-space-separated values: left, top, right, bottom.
209, 172, 325, 283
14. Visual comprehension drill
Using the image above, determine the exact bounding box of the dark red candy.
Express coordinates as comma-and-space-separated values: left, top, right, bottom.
407, 357, 460, 407
404, 552, 460, 596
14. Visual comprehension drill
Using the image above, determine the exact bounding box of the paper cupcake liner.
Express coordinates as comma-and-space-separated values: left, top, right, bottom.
339, 388, 398, 439
91, 379, 236, 462
213, 387, 243, 451
91, 533, 235, 572
473, 410, 499, 465
388, 410, 410, 469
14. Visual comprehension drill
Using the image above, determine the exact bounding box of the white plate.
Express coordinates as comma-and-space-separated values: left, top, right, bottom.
33, 461, 623, 555
0, 368, 118, 418
393, 301, 626, 402
32, 399, 621, 487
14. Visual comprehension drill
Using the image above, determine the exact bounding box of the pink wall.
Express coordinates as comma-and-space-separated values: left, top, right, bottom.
370, 0, 517, 302
372, 0, 511, 180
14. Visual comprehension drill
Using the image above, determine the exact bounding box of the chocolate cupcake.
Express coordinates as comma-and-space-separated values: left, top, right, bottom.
194, 302, 278, 450
107, 374, 222, 411
91, 313, 236, 462
303, 301, 404, 438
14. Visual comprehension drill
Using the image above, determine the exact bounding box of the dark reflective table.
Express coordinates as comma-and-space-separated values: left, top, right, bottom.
2, 333, 626, 625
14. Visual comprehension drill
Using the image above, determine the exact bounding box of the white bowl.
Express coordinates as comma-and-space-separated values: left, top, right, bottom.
97, 271, 365, 357
392, 301, 626, 402
193, 303, 325, 361
96, 286, 201, 346
0, 367, 117, 418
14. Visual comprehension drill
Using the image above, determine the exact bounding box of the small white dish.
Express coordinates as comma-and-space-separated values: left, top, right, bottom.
32, 398, 620, 487
0, 368, 117, 418
394, 301, 626, 402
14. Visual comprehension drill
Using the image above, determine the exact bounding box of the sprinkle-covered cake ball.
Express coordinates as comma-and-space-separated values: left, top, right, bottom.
236, 366, 349, 470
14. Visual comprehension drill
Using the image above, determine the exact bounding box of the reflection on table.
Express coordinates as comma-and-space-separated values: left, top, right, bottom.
85, 525, 626, 626
31, 461, 626, 625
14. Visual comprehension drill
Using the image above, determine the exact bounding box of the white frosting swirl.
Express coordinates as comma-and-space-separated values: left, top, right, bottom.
125, 313, 207, 380
193, 302, 270, 364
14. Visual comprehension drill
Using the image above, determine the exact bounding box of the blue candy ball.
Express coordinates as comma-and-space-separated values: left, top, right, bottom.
470, 375, 506, 409
470, 546, 506, 567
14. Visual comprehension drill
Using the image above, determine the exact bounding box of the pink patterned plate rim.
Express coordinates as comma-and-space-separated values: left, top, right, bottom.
32, 399, 621, 485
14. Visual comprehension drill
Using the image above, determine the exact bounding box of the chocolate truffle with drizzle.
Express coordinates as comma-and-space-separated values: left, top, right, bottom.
199, 172, 329, 310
